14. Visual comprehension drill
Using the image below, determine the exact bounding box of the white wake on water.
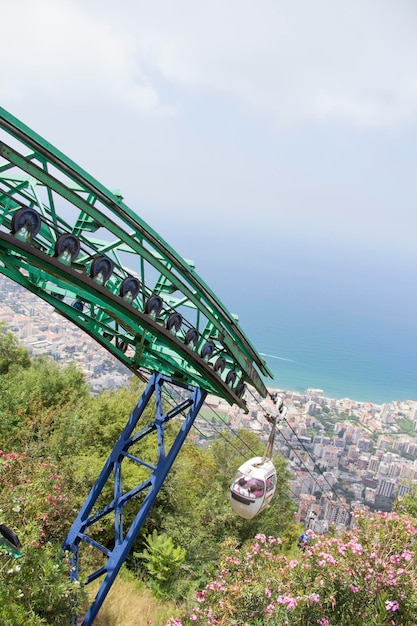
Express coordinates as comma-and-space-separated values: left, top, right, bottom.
260, 352, 295, 362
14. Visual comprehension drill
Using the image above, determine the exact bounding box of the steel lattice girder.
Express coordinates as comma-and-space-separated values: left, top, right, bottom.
63, 373, 207, 626
0, 107, 273, 408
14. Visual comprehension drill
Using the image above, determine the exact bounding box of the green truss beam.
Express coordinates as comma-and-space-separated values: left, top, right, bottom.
0, 107, 273, 409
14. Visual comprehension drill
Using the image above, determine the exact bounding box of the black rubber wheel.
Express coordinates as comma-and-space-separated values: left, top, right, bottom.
90, 257, 114, 284
236, 380, 246, 398
0, 524, 22, 550
103, 332, 114, 341
225, 370, 237, 387
11, 207, 41, 239
214, 356, 226, 373
119, 277, 141, 300
201, 342, 215, 360
51, 291, 65, 301
72, 300, 84, 312
184, 328, 199, 347
166, 312, 182, 333
116, 340, 128, 353
144, 295, 163, 317
54, 233, 81, 263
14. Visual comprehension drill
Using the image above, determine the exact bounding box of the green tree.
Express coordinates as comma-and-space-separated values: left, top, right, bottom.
0, 356, 89, 452
0, 323, 30, 374
394, 485, 417, 518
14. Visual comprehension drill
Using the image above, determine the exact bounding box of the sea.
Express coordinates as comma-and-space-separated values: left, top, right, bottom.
192, 235, 417, 406
2, 219, 415, 406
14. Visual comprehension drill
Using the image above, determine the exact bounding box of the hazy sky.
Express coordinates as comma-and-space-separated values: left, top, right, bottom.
1, 0, 417, 322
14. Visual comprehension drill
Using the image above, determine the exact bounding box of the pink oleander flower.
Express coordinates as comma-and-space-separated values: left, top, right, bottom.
385, 600, 400, 612
402, 549, 412, 561
277, 594, 298, 609
348, 541, 363, 555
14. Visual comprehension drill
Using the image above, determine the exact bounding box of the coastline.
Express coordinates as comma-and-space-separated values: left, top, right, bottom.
268, 386, 417, 410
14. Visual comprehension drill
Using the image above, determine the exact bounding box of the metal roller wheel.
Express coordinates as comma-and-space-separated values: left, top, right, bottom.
144, 295, 163, 317
236, 380, 246, 398
225, 370, 237, 387
0, 524, 22, 550
54, 233, 81, 263
166, 312, 182, 333
116, 340, 128, 353
119, 276, 141, 300
200, 342, 215, 360
90, 256, 114, 285
72, 299, 84, 312
11, 207, 41, 239
184, 328, 199, 347
214, 356, 226, 373
51, 291, 65, 301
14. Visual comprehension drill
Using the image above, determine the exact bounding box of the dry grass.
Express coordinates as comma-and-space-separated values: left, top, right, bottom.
86, 575, 179, 626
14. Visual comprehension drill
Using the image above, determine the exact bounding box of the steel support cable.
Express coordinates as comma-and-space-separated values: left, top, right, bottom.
141, 374, 284, 464
281, 417, 343, 504
125, 376, 299, 502
192, 413, 250, 457
187, 386, 301, 503
247, 388, 342, 503
159, 381, 256, 458
159, 388, 300, 504
195, 405, 258, 456
191, 404, 300, 503
271, 422, 337, 501
160, 377, 259, 455
162, 384, 300, 508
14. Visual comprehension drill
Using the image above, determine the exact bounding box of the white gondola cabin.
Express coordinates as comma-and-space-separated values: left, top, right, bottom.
230, 456, 277, 520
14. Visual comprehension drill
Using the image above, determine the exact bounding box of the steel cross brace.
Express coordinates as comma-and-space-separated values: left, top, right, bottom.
62, 372, 207, 626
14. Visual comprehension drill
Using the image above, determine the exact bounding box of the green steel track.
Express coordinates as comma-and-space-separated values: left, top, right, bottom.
0, 107, 272, 409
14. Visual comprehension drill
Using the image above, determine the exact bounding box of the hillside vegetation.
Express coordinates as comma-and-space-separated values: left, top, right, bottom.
0, 324, 299, 624
1, 325, 416, 624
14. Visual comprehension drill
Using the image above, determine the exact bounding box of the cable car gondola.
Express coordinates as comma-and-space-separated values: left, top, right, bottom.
230, 456, 277, 519
230, 395, 286, 520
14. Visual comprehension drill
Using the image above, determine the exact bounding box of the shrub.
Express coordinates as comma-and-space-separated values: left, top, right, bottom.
134, 530, 187, 599
0, 450, 86, 623
168, 510, 417, 625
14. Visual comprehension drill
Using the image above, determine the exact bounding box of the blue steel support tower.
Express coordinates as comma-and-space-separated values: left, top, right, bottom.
64, 373, 206, 625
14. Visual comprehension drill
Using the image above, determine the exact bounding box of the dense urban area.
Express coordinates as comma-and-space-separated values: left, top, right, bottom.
1, 275, 416, 535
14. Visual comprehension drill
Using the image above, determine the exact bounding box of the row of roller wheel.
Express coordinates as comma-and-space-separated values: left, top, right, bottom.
9, 206, 246, 399
143, 294, 245, 397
